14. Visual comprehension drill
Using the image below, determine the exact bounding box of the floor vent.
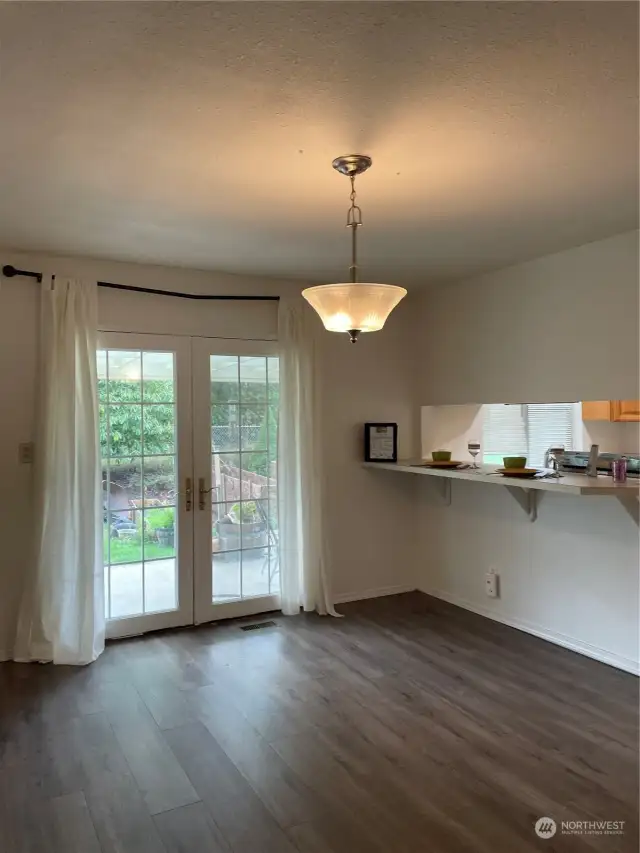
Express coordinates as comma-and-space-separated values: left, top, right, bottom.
240, 620, 277, 632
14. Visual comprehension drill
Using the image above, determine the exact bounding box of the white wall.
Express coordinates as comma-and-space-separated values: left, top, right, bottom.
421, 404, 484, 462
415, 231, 640, 673
416, 479, 639, 673
319, 308, 419, 602
420, 230, 639, 405
0, 248, 418, 656
0, 268, 39, 660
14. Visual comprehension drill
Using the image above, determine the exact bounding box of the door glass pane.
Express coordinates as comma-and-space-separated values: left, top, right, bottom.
105, 458, 142, 509
212, 501, 241, 552
238, 500, 269, 549
211, 452, 241, 504
242, 548, 270, 598
107, 405, 142, 457
107, 509, 143, 564
107, 351, 142, 401
267, 357, 279, 403
210, 354, 279, 603
99, 348, 179, 622
239, 357, 267, 401
99, 405, 108, 455
268, 404, 279, 450
144, 507, 176, 560
240, 405, 266, 451
241, 453, 273, 496
212, 551, 241, 602
143, 351, 174, 402
143, 456, 176, 505
143, 404, 175, 455
266, 497, 278, 538
97, 351, 108, 400
265, 545, 279, 596
144, 559, 177, 614
211, 356, 240, 402
110, 563, 143, 619
212, 406, 240, 452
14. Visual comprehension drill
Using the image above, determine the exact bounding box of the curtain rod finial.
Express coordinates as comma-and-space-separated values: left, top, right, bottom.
3, 265, 43, 283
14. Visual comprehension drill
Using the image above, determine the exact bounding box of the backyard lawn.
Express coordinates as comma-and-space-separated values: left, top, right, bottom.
103, 524, 174, 564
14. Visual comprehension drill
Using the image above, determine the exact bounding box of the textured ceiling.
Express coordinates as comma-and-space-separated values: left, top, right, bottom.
0, 2, 637, 287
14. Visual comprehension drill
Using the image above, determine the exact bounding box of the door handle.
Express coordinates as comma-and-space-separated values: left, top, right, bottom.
198, 477, 214, 510
185, 478, 192, 512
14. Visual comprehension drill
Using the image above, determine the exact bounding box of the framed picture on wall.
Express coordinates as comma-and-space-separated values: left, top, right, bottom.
364, 423, 398, 462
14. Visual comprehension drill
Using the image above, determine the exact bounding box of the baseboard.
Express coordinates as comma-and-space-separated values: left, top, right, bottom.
419, 587, 639, 676
333, 584, 416, 605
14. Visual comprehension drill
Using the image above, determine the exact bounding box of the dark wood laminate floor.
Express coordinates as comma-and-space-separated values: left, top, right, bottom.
1, 592, 638, 853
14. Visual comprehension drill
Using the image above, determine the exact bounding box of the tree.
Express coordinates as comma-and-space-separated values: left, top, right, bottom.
100, 377, 279, 468
210, 380, 278, 426
99, 379, 174, 459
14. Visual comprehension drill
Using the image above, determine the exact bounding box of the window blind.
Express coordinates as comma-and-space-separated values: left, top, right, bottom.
482, 403, 577, 468
482, 404, 527, 461
526, 403, 576, 469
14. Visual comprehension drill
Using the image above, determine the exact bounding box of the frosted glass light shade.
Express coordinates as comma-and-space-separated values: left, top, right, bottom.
301, 283, 407, 333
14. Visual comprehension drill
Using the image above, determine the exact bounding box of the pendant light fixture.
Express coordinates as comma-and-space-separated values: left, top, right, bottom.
302, 155, 407, 343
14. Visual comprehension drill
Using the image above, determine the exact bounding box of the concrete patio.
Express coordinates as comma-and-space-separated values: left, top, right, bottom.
105, 549, 279, 619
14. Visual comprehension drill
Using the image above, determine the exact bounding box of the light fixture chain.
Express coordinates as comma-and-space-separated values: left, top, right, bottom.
346, 175, 363, 227
346, 174, 363, 283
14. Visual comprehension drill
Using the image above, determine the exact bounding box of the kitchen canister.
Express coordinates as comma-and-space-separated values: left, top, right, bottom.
611, 458, 628, 483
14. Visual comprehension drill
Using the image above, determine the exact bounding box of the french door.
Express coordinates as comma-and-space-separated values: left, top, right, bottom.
98, 333, 280, 639
192, 338, 280, 624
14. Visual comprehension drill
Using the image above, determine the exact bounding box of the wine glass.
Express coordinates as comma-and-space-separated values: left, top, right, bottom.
549, 445, 565, 478
468, 440, 481, 469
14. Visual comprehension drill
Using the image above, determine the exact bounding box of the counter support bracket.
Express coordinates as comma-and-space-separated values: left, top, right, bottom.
507, 486, 540, 522
437, 478, 452, 506
616, 495, 639, 526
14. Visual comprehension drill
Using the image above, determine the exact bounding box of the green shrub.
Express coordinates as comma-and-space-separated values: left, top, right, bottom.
146, 507, 175, 530
229, 501, 260, 523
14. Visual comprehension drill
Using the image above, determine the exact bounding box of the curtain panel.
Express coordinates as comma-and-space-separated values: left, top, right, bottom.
277, 296, 338, 616
14, 277, 104, 664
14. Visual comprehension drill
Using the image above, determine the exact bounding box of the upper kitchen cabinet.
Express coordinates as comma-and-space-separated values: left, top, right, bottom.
611, 401, 640, 421
582, 400, 640, 422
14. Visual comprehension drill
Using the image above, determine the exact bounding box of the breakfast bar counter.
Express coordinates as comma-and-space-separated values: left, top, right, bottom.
363, 460, 640, 522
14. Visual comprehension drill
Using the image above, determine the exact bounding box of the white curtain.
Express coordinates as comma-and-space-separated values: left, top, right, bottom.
14, 277, 104, 664
277, 296, 339, 616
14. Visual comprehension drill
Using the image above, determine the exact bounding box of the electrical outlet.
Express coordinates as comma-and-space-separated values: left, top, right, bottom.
485, 570, 499, 599
18, 442, 34, 464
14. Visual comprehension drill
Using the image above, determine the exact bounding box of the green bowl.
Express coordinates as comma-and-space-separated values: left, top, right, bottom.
503, 456, 527, 469
432, 450, 452, 462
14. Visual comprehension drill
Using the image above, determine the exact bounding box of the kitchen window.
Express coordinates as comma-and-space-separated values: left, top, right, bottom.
482, 403, 580, 468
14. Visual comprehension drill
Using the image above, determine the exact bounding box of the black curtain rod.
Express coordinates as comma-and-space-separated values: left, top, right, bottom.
1, 265, 280, 302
